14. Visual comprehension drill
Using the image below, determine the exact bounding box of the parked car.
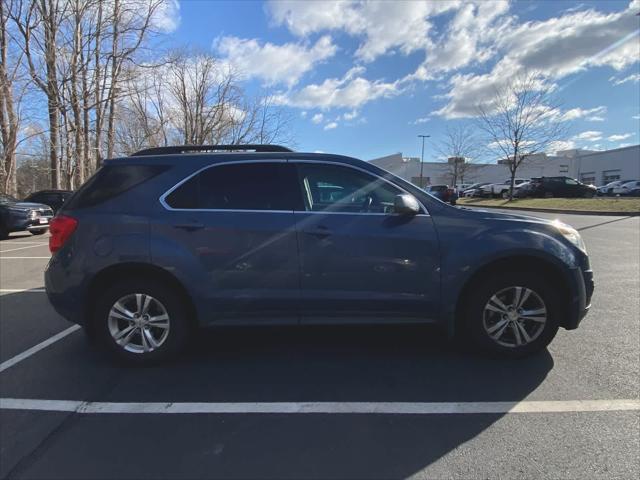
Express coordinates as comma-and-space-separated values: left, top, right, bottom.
425, 184, 458, 205
24, 190, 73, 214
529, 176, 597, 198
0, 194, 54, 239
597, 180, 633, 196
481, 178, 528, 198
45, 144, 593, 364
511, 181, 535, 198
462, 182, 491, 197
454, 183, 473, 194
613, 180, 640, 196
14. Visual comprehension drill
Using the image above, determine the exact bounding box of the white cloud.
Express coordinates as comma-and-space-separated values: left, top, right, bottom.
152, 0, 181, 32
311, 113, 324, 124
548, 140, 577, 152
617, 142, 633, 148
300, 111, 307, 118
574, 130, 603, 141
434, 2, 640, 118
274, 67, 400, 109
324, 122, 338, 130
607, 132, 635, 141
214, 35, 336, 86
410, 117, 431, 125
633, 115, 640, 120
267, 0, 460, 62
343, 110, 358, 121
610, 73, 640, 85
559, 106, 607, 122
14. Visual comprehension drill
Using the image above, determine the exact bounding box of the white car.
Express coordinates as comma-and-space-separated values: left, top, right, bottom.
613, 180, 640, 195
480, 178, 528, 197
454, 183, 474, 194
597, 180, 633, 196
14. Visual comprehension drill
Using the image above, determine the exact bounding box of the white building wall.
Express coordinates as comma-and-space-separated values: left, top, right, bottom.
370, 145, 640, 187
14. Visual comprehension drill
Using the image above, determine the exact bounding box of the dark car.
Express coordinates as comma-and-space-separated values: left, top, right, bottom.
529, 176, 597, 198
45, 145, 593, 364
0, 194, 54, 239
425, 184, 458, 205
462, 182, 491, 197
24, 189, 73, 214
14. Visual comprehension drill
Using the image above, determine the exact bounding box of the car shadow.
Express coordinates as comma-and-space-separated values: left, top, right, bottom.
1, 299, 554, 479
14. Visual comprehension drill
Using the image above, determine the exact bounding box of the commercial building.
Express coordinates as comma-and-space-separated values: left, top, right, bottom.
370, 144, 640, 187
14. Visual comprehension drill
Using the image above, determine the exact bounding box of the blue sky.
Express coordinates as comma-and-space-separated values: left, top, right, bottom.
165, 0, 639, 160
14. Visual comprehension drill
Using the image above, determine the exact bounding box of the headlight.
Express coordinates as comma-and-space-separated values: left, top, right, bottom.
552, 220, 586, 252
28, 210, 38, 220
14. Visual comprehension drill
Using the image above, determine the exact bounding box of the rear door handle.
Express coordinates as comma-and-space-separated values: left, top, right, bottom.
304, 225, 331, 239
174, 222, 205, 232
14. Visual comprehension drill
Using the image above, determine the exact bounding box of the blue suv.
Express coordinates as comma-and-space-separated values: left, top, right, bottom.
45, 145, 593, 363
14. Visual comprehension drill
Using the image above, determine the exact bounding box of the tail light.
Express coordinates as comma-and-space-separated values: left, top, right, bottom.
49, 215, 78, 253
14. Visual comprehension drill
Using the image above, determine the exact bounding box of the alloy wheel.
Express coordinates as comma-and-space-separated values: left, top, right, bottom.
107, 293, 170, 354
482, 286, 547, 348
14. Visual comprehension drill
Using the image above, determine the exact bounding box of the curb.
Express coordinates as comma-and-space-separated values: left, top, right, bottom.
459, 204, 640, 216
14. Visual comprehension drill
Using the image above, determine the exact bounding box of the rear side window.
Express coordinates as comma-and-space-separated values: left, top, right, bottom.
164, 162, 301, 211
65, 164, 169, 209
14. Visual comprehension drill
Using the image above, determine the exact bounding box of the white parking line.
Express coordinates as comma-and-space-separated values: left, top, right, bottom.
0, 257, 50, 259
0, 243, 48, 253
0, 398, 638, 414
0, 288, 46, 294
0, 325, 81, 373
0, 241, 49, 245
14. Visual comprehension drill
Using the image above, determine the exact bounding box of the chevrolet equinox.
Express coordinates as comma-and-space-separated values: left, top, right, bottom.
45, 145, 594, 364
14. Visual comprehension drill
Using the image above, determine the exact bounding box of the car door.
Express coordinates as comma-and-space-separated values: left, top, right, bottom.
157, 160, 302, 323
292, 161, 440, 323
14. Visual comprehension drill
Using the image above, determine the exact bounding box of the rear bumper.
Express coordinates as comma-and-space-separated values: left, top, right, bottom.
44, 257, 87, 326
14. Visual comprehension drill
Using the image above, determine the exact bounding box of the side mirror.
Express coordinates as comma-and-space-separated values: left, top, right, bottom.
393, 194, 420, 215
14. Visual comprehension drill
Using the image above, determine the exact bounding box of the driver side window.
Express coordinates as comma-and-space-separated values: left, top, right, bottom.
296, 163, 401, 213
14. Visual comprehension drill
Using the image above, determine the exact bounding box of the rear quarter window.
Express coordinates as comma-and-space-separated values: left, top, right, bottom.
65, 164, 169, 209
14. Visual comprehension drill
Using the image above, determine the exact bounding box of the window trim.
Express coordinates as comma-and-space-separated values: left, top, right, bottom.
159, 158, 429, 216
159, 159, 296, 213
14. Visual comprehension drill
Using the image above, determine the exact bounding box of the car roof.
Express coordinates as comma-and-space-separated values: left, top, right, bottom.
104, 151, 366, 168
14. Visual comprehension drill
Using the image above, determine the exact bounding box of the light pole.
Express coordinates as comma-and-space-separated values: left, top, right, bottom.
418, 134, 430, 189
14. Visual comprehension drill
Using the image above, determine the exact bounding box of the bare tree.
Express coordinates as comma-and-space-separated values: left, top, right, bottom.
0, 0, 20, 195
436, 125, 481, 187
476, 73, 567, 199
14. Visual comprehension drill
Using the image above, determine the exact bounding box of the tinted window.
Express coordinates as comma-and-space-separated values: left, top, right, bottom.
65, 164, 169, 209
565, 178, 578, 185
165, 162, 300, 211
296, 163, 402, 213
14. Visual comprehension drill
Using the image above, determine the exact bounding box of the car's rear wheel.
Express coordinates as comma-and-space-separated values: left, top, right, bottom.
462, 273, 560, 357
92, 279, 192, 364
0, 222, 8, 240
583, 190, 595, 198
30, 229, 46, 235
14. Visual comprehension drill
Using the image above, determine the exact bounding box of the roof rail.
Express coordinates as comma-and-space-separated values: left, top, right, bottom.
130, 144, 294, 156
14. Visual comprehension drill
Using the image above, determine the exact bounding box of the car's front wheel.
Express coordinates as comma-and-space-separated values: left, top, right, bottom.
462, 273, 560, 357
91, 279, 192, 364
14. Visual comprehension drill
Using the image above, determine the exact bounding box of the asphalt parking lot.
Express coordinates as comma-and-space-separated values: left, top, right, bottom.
0, 211, 638, 479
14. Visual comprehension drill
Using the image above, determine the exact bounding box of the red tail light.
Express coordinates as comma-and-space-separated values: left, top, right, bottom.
49, 215, 78, 253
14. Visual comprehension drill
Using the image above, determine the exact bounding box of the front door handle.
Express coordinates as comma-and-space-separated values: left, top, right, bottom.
304, 225, 331, 239
174, 222, 205, 232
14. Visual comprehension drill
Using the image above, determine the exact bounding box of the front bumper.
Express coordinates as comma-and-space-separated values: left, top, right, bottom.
564, 267, 594, 330
11, 217, 52, 233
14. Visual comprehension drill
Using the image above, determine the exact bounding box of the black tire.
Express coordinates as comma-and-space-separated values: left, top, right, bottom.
0, 222, 8, 240
30, 229, 46, 235
583, 190, 595, 198
91, 278, 192, 365
461, 272, 560, 358
544, 192, 554, 198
